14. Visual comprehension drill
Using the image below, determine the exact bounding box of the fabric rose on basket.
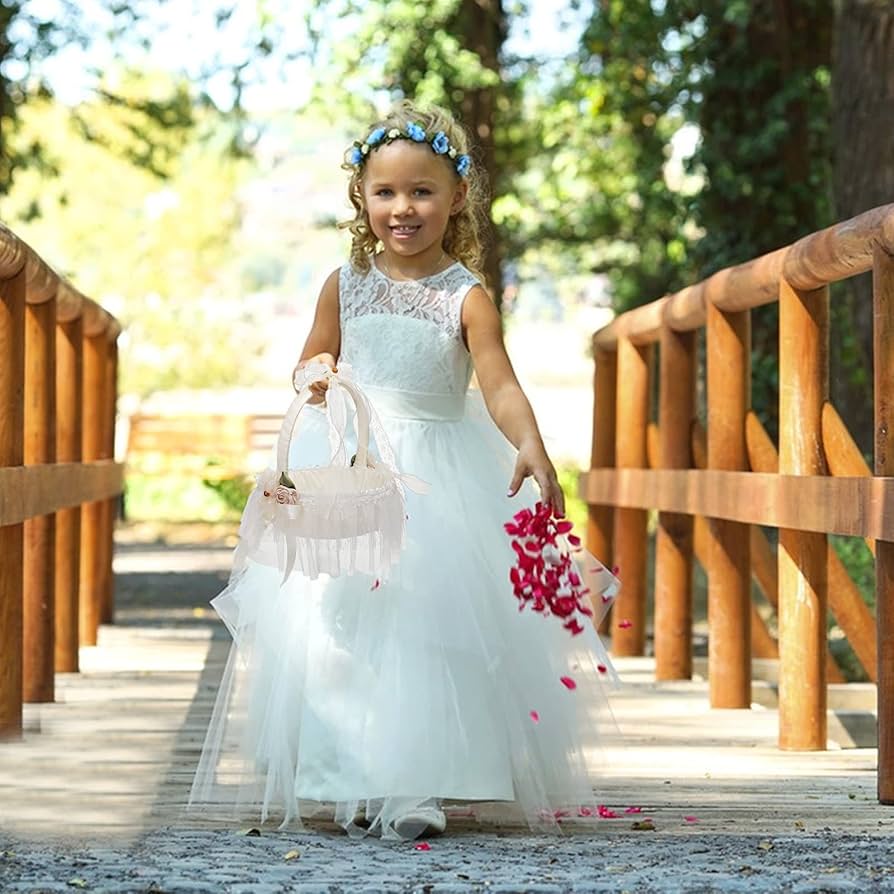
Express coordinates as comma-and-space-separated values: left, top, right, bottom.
257, 469, 300, 522
504, 502, 616, 636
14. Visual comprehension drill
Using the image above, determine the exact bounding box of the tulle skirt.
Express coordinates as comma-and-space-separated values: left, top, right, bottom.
188, 388, 619, 840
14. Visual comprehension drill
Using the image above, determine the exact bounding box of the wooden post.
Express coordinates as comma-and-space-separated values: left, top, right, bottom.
588, 347, 616, 632
612, 337, 651, 654
875, 245, 894, 801
778, 279, 829, 750
706, 302, 751, 708
55, 315, 83, 673
99, 338, 117, 624
79, 332, 106, 646
655, 326, 695, 679
0, 265, 26, 738
23, 294, 57, 703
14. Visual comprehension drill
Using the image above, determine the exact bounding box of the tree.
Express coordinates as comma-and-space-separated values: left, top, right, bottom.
503, 0, 693, 311
307, 0, 512, 295
670, 0, 834, 435
3, 77, 265, 397
832, 0, 894, 452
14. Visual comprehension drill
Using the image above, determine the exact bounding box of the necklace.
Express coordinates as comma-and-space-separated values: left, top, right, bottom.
380, 250, 446, 282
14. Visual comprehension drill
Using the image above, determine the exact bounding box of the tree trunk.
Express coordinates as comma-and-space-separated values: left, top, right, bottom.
455, 0, 505, 299
832, 0, 894, 454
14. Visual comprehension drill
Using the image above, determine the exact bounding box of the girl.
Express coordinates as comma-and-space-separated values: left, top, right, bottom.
189, 100, 618, 841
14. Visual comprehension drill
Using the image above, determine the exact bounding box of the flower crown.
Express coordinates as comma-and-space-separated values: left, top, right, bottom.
346, 122, 472, 178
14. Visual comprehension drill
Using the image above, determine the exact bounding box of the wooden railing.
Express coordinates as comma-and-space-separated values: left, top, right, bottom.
585, 203, 894, 800
0, 224, 123, 738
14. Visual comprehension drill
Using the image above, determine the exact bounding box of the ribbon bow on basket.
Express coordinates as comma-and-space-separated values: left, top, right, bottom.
237, 363, 427, 582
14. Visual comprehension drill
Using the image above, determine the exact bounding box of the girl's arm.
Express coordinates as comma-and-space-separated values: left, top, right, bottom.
462, 285, 565, 516
294, 269, 341, 403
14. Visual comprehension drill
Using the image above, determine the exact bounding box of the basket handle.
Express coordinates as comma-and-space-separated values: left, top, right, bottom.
276, 368, 371, 473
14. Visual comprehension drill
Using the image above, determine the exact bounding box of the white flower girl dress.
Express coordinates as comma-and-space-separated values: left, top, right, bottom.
188, 260, 620, 840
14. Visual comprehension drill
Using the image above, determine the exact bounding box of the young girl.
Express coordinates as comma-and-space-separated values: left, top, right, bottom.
189, 100, 618, 841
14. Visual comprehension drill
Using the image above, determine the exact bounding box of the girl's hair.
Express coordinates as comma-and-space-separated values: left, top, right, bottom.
339, 99, 489, 281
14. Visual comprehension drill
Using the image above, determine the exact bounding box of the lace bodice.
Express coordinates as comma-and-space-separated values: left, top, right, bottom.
339, 260, 481, 396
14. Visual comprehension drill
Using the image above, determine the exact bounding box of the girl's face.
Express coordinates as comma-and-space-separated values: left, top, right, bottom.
361, 139, 467, 266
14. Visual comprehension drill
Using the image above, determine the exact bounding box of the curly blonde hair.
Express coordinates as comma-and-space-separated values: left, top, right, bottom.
339, 100, 489, 281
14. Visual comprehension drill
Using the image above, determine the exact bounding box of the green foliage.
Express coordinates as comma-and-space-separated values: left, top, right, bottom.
201, 469, 254, 515
125, 473, 242, 522
672, 0, 834, 276
1, 78, 267, 397
556, 463, 587, 535
503, 0, 694, 311
831, 535, 875, 612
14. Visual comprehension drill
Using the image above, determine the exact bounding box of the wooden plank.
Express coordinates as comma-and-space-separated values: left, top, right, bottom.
0, 264, 25, 739
593, 203, 894, 349
706, 302, 751, 709
587, 347, 616, 635
746, 410, 874, 682
875, 244, 894, 803
778, 280, 829, 750
580, 467, 894, 542
612, 338, 650, 655
99, 341, 117, 625
655, 327, 695, 680
0, 461, 124, 527
55, 316, 83, 673
23, 296, 57, 704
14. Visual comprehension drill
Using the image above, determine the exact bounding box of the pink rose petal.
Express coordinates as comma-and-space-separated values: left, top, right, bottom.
578, 806, 594, 817
559, 675, 577, 690
611, 565, 620, 575
597, 805, 620, 818
624, 806, 643, 814
618, 618, 633, 629
370, 579, 380, 591
529, 710, 540, 723
684, 815, 699, 824
415, 842, 431, 851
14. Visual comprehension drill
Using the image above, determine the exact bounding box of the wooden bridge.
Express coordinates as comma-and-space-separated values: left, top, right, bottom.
1, 206, 893, 834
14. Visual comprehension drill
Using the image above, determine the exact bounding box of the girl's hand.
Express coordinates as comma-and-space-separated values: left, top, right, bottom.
294, 352, 337, 404
507, 440, 566, 517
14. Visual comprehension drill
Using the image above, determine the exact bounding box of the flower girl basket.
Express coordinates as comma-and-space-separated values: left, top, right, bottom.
235, 362, 425, 582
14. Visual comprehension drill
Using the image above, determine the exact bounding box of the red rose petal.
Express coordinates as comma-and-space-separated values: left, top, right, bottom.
370, 579, 380, 591
597, 805, 620, 818
624, 806, 643, 814
618, 618, 633, 629
414, 842, 431, 851
529, 710, 540, 723
559, 675, 577, 690
684, 815, 699, 824
597, 664, 607, 673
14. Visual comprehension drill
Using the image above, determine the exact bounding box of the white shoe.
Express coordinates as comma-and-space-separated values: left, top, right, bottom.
393, 805, 447, 839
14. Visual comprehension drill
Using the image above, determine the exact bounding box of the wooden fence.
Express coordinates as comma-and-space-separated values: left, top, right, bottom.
0, 224, 122, 739
585, 202, 894, 800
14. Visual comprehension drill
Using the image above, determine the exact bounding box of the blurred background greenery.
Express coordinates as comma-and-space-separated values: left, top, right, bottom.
2, 1, 891, 665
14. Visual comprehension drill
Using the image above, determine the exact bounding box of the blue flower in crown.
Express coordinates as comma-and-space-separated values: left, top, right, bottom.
431, 131, 450, 155
366, 127, 387, 146
406, 122, 427, 142
456, 154, 471, 177
348, 146, 364, 165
